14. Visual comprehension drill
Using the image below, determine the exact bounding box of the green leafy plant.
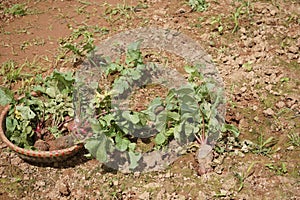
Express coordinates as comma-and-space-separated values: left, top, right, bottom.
251, 134, 278, 156
234, 162, 255, 192
0, 70, 75, 149
188, 0, 209, 12
4, 3, 28, 16
265, 162, 288, 175
232, 0, 252, 33
103, 2, 136, 23
210, 15, 224, 34
0, 60, 23, 88
58, 26, 95, 64
82, 41, 224, 169
1, 41, 225, 170
288, 132, 300, 147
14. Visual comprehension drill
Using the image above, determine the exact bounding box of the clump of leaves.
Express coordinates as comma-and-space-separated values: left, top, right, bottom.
288, 132, 300, 147
0, 60, 23, 88
4, 3, 28, 16
103, 2, 136, 23
82, 41, 224, 170
188, 0, 209, 12
0, 70, 75, 149
234, 162, 255, 192
265, 162, 288, 175
231, 0, 253, 33
58, 26, 95, 64
251, 134, 278, 156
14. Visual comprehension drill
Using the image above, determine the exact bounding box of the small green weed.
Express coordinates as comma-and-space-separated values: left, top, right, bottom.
231, 0, 252, 33
103, 2, 135, 23
251, 134, 278, 156
0, 60, 23, 88
288, 132, 300, 147
242, 61, 253, 72
188, 0, 209, 12
210, 15, 224, 34
57, 26, 95, 65
4, 3, 28, 16
265, 162, 288, 175
234, 162, 255, 192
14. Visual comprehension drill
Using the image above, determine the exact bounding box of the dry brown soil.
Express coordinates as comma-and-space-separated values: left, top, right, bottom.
0, 0, 299, 199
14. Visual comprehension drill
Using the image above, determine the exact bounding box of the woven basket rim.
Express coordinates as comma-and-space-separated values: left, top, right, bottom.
0, 104, 83, 159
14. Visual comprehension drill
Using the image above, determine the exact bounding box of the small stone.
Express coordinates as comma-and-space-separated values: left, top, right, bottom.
275, 101, 285, 109
296, 38, 300, 47
240, 86, 247, 93
157, 188, 166, 199
287, 53, 298, 60
265, 84, 272, 91
265, 69, 273, 76
144, 182, 160, 189
57, 181, 71, 196
288, 45, 299, 54
176, 8, 186, 14
287, 146, 294, 151
36, 180, 46, 187
240, 27, 246, 34
253, 105, 258, 111
134, 172, 140, 177
113, 180, 119, 186
244, 39, 255, 48
152, 15, 159, 21
165, 171, 172, 178
270, 9, 276, 16
139, 191, 150, 200
34, 139, 50, 151
263, 108, 275, 116
177, 194, 186, 200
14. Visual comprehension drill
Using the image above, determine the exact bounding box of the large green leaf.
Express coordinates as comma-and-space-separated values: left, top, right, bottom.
167, 111, 180, 121
128, 151, 142, 170
16, 105, 36, 120
155, 132, 167, 145
115, 133, 130, 152
85, 135, 110, 162
6, 117, 18, 132
0, 87, 13, 106
122, 111, 140, 124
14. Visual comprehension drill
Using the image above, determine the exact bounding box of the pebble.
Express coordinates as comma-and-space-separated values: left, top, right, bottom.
240, 86, 247, 93
113, 180, 119, 186
288, 45, 299, 54
270, 9, 277, 16
275, 101, 286, 109
138, 191, 150, 200
263, 108, 275, 116
56, 181, 70, 196
253, 105, 258, 111
265, 85, 272, 91
176, 8, 186, 14
287, 146, 294, 151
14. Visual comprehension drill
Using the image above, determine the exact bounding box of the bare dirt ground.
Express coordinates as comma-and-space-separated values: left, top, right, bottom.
0, 0, 299, 199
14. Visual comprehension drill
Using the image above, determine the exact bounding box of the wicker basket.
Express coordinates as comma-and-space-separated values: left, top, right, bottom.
0, 105, 83, 163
